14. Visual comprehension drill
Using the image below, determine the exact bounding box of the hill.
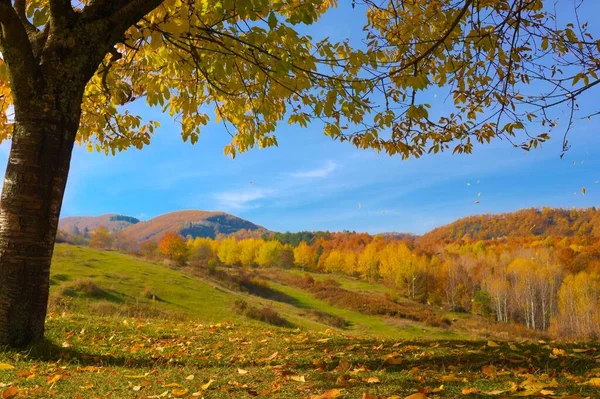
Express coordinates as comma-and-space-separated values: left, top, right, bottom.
59, 210, 267, 243
121, 210, 266, 242
421, 207, 600, 243
59, 213, 140, 236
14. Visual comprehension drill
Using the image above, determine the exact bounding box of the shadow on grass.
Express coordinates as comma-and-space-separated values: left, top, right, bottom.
19, 339, 184, 369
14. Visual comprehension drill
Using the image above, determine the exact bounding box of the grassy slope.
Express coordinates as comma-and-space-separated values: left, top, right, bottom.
50, 244, 238, 322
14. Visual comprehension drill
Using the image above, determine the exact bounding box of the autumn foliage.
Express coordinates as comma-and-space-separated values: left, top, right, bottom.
158, 232, 188, 265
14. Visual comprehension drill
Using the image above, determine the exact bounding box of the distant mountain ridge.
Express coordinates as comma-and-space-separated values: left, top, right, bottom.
59, 210, 267, 243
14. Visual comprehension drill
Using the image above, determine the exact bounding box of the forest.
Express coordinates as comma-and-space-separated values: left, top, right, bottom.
67, 207, 600, 341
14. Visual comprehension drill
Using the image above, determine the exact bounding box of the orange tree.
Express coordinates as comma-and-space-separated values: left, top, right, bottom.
158, 232, 188, 265
0, 0, 599, 346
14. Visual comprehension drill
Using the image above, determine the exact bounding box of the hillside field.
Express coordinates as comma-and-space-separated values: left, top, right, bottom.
0, 245, 598, 398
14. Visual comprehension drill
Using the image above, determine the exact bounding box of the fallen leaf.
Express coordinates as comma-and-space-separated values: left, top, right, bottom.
201, 378, 215, 390
0, 364, 14, 370
482, 365, 497, 377
132, 386, 141, 391
290, 375, 306, 382
487, 340, 500, 348
238, 368, 249, 375
186, 374, 195, 381
462, 387, 480, 395
2, 387, 19, 399
405, 394, 428, 399
172, 388, 189, 397
582, 378, 600, 387
310, 389, 341, 399
47, 374, 63, 385
147, 391, 168, 399
365, 376, 380, 384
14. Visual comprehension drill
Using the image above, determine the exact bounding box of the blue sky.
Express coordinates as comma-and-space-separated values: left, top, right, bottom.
2, 1, 600, 235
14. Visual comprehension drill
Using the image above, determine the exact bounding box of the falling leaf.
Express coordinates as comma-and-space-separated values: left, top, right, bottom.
474, 200, 480, 204
582, 187, 586, 195
2, 387, 19, 399
0, 364, 14, 370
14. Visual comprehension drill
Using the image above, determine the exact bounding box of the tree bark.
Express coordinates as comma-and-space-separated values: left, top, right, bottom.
0, 117, 76, 347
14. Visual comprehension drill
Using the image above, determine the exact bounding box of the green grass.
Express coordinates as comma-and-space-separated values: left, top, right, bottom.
265, 279, 465, 340
51, 245, 239, 322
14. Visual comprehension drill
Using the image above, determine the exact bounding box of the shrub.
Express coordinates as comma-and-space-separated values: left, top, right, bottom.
60, 278, 106, 298
232, 300, 290, 327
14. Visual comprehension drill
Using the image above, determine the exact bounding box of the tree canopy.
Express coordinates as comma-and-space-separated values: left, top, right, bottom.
2, 0, 598, 158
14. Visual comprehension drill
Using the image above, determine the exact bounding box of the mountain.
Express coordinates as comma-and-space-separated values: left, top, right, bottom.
60, 210, 267, 243
421, 207, 600, 243
59, 214, 140, 236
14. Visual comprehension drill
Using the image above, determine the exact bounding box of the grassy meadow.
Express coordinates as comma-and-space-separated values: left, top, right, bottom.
0, 244, 598, 398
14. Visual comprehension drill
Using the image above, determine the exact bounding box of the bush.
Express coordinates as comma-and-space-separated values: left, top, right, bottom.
305, 310, 349, 328
232, 300, 290, 327
60, 278, 106, 298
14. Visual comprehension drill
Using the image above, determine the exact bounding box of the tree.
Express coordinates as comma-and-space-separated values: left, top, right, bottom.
217, 236, 241, 266
256, 241, 284, 268
158, 232, 188, 265
0, 0, 598, 347
293, 241, 315, 270
188, 237, 217, 265
238, 238, 263, 268
88, 225, 114, 250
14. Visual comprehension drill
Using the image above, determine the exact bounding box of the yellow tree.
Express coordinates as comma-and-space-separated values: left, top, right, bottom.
217, 236, 240, 266
293, 241, 315, 270
256, 241, 284, 268
238, 238, 264, 268
356, 242, 381, 281
88, 225, 114, 250
187, 237, 216, 264
555, 272, 600, 339
0, 0, 598, 347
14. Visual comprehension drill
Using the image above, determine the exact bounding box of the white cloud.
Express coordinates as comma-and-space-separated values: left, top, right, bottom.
214, 187, 275, 210
290, 160, 337, 179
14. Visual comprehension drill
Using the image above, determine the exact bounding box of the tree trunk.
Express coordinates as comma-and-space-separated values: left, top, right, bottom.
0, 118, 76, 347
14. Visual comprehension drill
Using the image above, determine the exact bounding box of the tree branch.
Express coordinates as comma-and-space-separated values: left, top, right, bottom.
49, 0, 76, 22
13, 0, 38, 34
0, 2, 38, 100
